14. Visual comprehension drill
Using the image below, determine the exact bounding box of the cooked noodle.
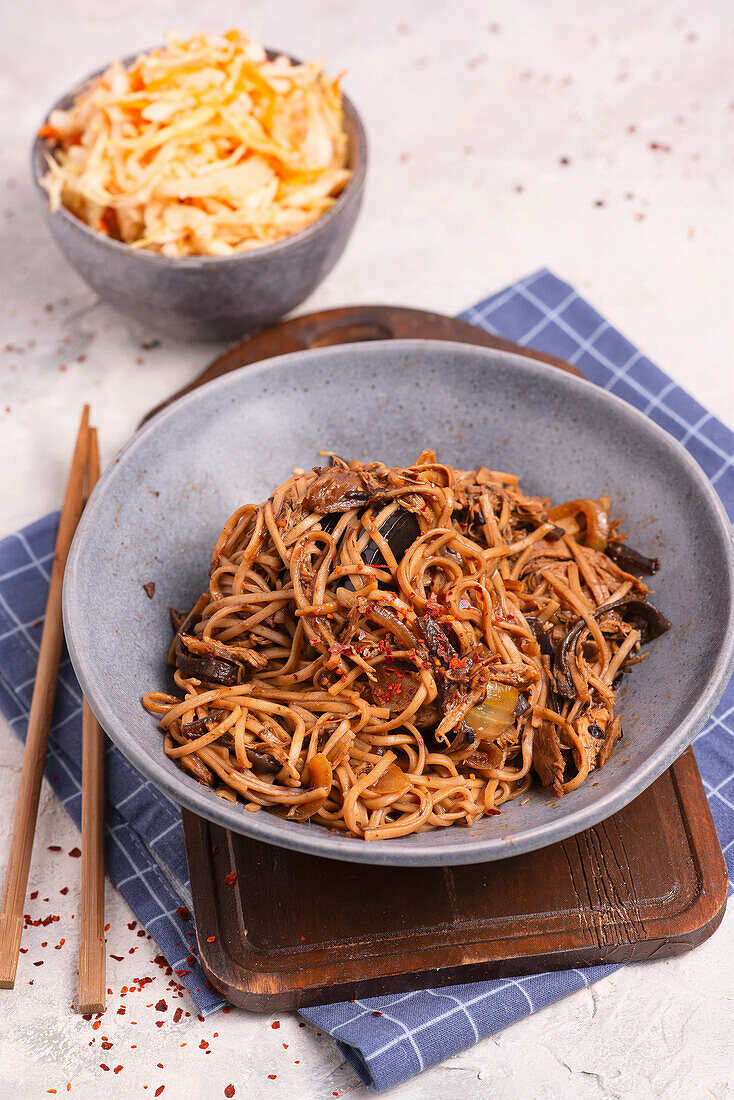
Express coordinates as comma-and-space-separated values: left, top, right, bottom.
142, 452, 669, 840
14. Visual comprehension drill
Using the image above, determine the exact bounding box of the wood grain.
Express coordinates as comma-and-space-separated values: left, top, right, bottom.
78, 428, 106, 1014
0, 407, 90, 988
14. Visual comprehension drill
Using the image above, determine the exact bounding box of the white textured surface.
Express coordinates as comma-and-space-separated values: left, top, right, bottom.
1, 1, 733, 1096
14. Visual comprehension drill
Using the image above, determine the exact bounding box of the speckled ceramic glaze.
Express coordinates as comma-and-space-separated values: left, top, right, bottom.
63, 341, 734, 865
31, 53, 367, 342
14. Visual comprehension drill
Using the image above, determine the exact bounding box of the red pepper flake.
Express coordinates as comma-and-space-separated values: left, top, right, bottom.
224, 872, 238, 886
157, 1063, 164, 1069
30, 890, 38, 899
34, 960, 44, 966
206, 936, 216, 943
113, 1066, 123, 1075
186, 954, 196, 965
59, 887, 68, 895
127, 921, 137, 930
176, 906, 190, 921
173, 1008, 183, 1023
100, 1064, 110, 1071
222, 1007, 231, 1014
174, 969, 191, 978
372, 1011, 383, 1017
197, 1015, 205, 1023
155, 1089, 165, 1097
48, 1091, 57, 1095
155, 1000, 167, 1012
143, 582, 156, 599
101, 1042, 112, 1050
282, 1043, 288, 1050
155, 1021, 164, 1028
48, 845, 61, 852
42, 941, 48, 947
110, 954, 124, 961
116, 1009, 125, 1017
224, 1087, 235, 1098
104, 923, 110, 931
268, 1075, 277, 1080
93, 1020, 102, 1029
271, 1021, 280, 1030
68, 848, 81, 858
137, 929, 146, 937
199, 1040, 209, 1049
211, 845, 218, 854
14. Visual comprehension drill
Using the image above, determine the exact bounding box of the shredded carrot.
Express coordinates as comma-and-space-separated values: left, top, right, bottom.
39, 30, 352, 256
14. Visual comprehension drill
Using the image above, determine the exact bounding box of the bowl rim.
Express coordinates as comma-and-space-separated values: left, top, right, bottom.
62, 339, 734, 866
30, 44, 368, 266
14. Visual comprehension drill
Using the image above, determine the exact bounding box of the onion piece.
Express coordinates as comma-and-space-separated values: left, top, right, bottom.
286, 752, 333, 821
547, 498, 609, 551
465, 682, 519, 741
368, 762, 411, 798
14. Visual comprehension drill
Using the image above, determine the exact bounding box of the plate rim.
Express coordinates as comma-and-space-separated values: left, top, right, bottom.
62, 338, 734, 865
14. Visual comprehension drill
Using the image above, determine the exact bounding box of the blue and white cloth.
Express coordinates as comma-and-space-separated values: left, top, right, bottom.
0, 270, 732, 1092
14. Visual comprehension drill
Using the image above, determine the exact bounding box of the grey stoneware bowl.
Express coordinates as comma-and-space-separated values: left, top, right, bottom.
63, 341, 734, 866
31, 52, 367, 342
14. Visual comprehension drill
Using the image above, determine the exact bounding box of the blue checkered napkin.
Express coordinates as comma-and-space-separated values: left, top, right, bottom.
0, 270, 732, 1092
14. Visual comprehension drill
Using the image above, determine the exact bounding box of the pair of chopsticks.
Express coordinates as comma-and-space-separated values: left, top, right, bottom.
0, 406, 107, 1013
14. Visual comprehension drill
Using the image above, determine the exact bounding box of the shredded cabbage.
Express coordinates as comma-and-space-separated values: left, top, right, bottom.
39, 30, 353, 256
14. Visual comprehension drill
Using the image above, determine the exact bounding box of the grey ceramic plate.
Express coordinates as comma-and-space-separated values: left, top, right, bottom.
63, 341, 734, 866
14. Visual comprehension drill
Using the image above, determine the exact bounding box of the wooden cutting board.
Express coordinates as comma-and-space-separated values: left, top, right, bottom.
171, 305, 727, 1011
183, 748, 726, 1011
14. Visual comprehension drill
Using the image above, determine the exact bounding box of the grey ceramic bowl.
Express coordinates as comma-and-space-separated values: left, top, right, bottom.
31, 52, 367, 342
63, 341, 734, 866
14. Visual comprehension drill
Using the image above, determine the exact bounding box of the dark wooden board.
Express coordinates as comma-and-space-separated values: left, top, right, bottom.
183, 748, 727, 1011
168, 303, 726, 1011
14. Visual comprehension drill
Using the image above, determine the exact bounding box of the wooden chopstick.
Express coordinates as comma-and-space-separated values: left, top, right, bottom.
0, 406, 90, 988
78, 427, 106, 1014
